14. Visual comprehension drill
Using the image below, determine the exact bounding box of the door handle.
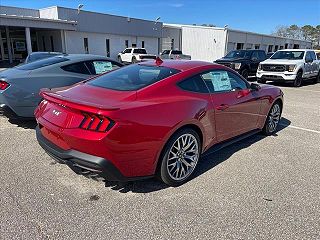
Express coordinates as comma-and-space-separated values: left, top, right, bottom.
216, 104, 229, 111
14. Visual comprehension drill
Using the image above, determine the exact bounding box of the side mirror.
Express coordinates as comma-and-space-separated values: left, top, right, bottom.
250, 82, 261, 91
252, 57, 259, 62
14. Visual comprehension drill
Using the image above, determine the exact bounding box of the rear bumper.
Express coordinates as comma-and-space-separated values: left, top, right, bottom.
0, 104, 19, 119
36, 126, 152, 182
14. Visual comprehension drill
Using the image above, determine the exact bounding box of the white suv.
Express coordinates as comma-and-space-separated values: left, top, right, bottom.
118, 48, 156, 64
256, 49, 320, 87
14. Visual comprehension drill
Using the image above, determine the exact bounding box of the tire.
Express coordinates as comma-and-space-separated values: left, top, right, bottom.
313, 71, 320, 84
293, 71, 303, 87
158, 128, 201, 186
262, 102, 282, 135
257, 78, 266, 84
241, 69, 249, 79
132, 57, 138, 64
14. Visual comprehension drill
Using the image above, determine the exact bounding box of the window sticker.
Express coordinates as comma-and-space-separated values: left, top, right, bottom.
94, 61, 113, 74
211, 71, 231, 91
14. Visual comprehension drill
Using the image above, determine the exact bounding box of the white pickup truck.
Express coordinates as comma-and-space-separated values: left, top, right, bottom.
118, 48, 156, 64
256, 49, 320, 87
160, 50, 191, 60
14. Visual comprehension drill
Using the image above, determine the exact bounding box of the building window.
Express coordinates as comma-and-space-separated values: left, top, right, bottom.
254, 44, 260, 49
171, 39, 174, 50
84, 38, 89, 54
268, 45, 273, 52
142, 41, 145, 48
42, 36, 46, 51
293, 44, 299, 49
285, 43, 288, 49
279, 46, 284, 50
236, 43, 244, 50
50, 36, 54, 52
132, 43, 137, 48
125, 40, 129, 48
106, 39, 110, 57
274, 45, 279, 51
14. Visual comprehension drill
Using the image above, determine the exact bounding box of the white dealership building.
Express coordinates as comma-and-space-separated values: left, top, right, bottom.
163, 24, 312, 61
0, 5, 162, 63
0, 5, 312, 63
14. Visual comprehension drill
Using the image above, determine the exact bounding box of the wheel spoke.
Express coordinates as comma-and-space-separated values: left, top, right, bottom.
166, 133, 200, 181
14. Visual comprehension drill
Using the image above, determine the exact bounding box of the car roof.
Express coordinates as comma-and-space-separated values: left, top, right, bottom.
30, 52, 62, 55
141, 60, 217, 71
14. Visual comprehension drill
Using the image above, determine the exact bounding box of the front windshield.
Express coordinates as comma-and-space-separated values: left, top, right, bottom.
270, 51, 305, 60
225, 50, 251, 59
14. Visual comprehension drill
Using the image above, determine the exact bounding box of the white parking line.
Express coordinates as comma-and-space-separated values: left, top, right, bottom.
279, 124, 320, 134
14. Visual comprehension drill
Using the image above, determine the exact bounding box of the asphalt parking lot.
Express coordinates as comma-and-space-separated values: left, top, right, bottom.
1, 81, 319, 240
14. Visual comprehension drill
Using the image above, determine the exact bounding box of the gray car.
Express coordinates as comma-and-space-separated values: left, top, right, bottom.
0, 54, 123, 119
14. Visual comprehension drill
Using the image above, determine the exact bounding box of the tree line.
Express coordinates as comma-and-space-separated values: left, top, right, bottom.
272, 25, 320, 49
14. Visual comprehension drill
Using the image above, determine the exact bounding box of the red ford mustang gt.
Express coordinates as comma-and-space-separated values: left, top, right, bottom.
35, 59, 283, 186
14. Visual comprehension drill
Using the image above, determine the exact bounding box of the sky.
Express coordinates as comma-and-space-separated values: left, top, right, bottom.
1, 0, 320, 34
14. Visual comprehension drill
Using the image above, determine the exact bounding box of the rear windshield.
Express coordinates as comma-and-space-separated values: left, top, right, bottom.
88, 64, 180, 91
17, 56, 69, 70
28, 53, 60, 62
270, 51, 305, 60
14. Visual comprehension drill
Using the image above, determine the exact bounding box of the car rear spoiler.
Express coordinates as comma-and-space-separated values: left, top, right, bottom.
40, 88, 120, 114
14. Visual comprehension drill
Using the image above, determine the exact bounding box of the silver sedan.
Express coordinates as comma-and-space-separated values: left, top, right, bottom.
0, 54, 123, 119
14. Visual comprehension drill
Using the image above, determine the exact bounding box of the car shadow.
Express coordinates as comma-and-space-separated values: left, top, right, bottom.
8, 118, 37, 129
258, 79, 318, 88
102, 117, 291, 193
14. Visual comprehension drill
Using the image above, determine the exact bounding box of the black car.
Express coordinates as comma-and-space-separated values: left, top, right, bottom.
215, 50, 267, 79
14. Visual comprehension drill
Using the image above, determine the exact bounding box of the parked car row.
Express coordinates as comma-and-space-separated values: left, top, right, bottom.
117, 48, 192, 64
1, 53, 284, 186
215, 49, 320, 87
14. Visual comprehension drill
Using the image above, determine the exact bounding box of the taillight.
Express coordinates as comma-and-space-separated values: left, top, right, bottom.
0, 80, 10, 90
79, 113, 114, 132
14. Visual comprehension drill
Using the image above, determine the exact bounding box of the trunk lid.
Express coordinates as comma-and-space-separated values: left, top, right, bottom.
38, 83, 137, 129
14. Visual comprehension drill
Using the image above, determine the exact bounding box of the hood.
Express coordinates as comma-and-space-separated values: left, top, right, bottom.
261, 59, 303, 65
216, 57, 247, 63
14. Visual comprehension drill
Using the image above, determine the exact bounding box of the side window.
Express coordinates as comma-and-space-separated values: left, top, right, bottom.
201, 70, 248, 93
310, 51, 316, 61
305, 52, 313, 62
85, 61, 120, 75
123, 48, 131, 53
178, 75, 209, 93
61, 62, 90, 75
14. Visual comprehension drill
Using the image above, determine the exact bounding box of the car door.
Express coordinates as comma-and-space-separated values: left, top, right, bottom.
201, 69, 261, 142
309, 51, 318, 76
250, 51, 260, 75
304, 51, 313, 78
122, 48, 132, 62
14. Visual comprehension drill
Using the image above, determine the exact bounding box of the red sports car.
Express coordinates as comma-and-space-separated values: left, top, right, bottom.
35, 59, 283, 186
